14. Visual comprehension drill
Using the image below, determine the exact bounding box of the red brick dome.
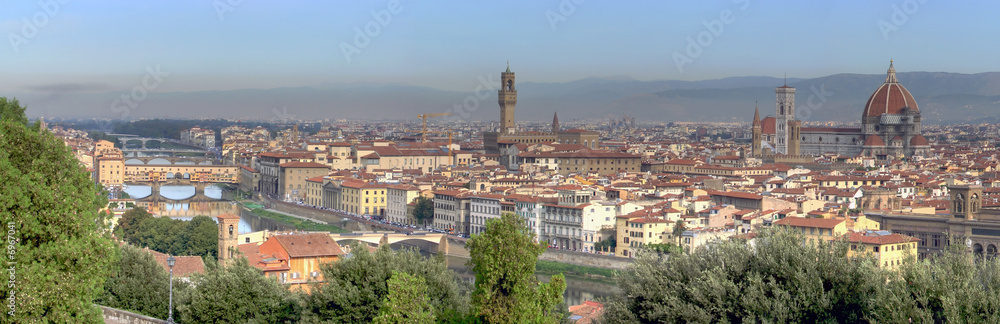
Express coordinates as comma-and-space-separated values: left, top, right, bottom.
910, 134, 929, 146
862, 61, 918, 118
863, 134, 885, 146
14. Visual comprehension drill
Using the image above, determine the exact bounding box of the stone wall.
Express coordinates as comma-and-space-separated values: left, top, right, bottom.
259, 196, 371, 231
539, 249, 634, 270
99, 305, 165, 324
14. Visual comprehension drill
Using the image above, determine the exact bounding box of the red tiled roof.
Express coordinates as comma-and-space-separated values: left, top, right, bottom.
774, 216, 844, 229
847, 231, 920, 245
273, 233, 345, 258
761, 117, 776, 135
279, 161, 330, 169
148, 249, 205, 277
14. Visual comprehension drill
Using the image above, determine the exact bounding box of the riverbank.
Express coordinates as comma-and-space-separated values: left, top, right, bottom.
536, 260, 619, 284
243, 206, 349, 233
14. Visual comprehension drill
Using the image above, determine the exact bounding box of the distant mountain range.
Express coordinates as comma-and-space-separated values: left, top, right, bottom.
16, 71, 1000, 124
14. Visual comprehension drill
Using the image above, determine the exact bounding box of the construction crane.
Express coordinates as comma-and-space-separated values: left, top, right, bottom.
408, 130, 456, 166
416, 113, 452, 143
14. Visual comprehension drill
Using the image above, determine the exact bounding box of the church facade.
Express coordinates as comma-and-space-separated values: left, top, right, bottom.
752, 62, 931, 160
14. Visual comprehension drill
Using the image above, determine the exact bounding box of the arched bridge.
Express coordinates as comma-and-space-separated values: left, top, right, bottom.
125, 156, 215, 165
118, 137, 165, 149
124, 164, 239, 183
330, 232, 451, 255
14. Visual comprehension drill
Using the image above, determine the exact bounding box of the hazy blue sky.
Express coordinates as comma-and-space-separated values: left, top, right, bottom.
2, 0, 997, 93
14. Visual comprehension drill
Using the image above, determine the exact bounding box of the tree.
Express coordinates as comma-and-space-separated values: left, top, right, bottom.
119, 212, 218, 260
96, 245, 175, 319
645, 243, 682, 255
0, 98, 118, 322
672, 219, 686, 247
0, 97, 28, 125
372, 271, 435, 324
602, 227, 993, 323
466, 213, 566, 324
179, 216, 220, 259
178, 258, 302, 323
117, 207, 153, 241
304, 243, 469, 323
412, 196, 434, 227
593, 236, 616, 253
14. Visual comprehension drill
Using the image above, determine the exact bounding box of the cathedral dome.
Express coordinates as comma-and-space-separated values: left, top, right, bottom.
862, 61, 919, 118
910, 134, 930, 146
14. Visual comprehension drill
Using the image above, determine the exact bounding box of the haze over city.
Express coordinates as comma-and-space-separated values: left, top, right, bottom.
11, 1, 1000, 323
4, 1, 1000, 121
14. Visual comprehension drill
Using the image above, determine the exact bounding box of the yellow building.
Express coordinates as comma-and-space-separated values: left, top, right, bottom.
340, 181, 388, 216
773, 216, 849, 245
847, 231, 919, 269
815, 176, 891, 189
305, 176, 326, 207
615, 209, 676, 258
278, 161, 330, 201
96, 153, 125, 187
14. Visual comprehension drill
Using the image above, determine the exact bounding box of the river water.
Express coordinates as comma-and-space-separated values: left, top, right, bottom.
123, 187, 618, 305
440, 255, 616, 306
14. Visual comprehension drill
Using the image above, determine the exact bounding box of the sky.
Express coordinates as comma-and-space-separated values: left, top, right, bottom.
2, 0, 998, 95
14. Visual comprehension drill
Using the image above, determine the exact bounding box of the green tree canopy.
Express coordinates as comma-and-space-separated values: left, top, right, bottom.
117, 207, 153, 241
304, 244, 469, 323
412, 196, 434, 226
0, 97, 28, 125
119, 212, 218, 260
602, 228, 1000, 323
466, 213, 566, 324
178, 258, 302, 323
372, 271, 436, 324
96, 245, 176, 319
0, 98, 118, 322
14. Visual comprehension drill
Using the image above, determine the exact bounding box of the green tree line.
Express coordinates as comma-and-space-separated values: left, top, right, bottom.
116, 208, 218, 260
602, 228, 1000, 323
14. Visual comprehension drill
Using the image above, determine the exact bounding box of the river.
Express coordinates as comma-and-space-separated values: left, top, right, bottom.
439, 254, 617, 306
124, 188, 618, 305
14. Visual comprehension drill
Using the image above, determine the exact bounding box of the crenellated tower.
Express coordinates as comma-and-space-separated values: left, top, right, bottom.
498, 62, 517, 134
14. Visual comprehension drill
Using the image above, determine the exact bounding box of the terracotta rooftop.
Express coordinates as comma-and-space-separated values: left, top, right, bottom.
273, 233, 345, 258
774, 216, 845, 229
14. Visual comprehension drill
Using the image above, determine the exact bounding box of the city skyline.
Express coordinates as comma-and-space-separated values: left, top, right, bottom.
3, 0, 998, 96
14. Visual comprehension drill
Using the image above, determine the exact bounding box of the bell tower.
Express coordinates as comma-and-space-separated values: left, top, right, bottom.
775, 81, 795, 155
217, 213, 241, 263
751, 104, 762, 156
498, 62, 517, 134
950, 185, 983, 219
